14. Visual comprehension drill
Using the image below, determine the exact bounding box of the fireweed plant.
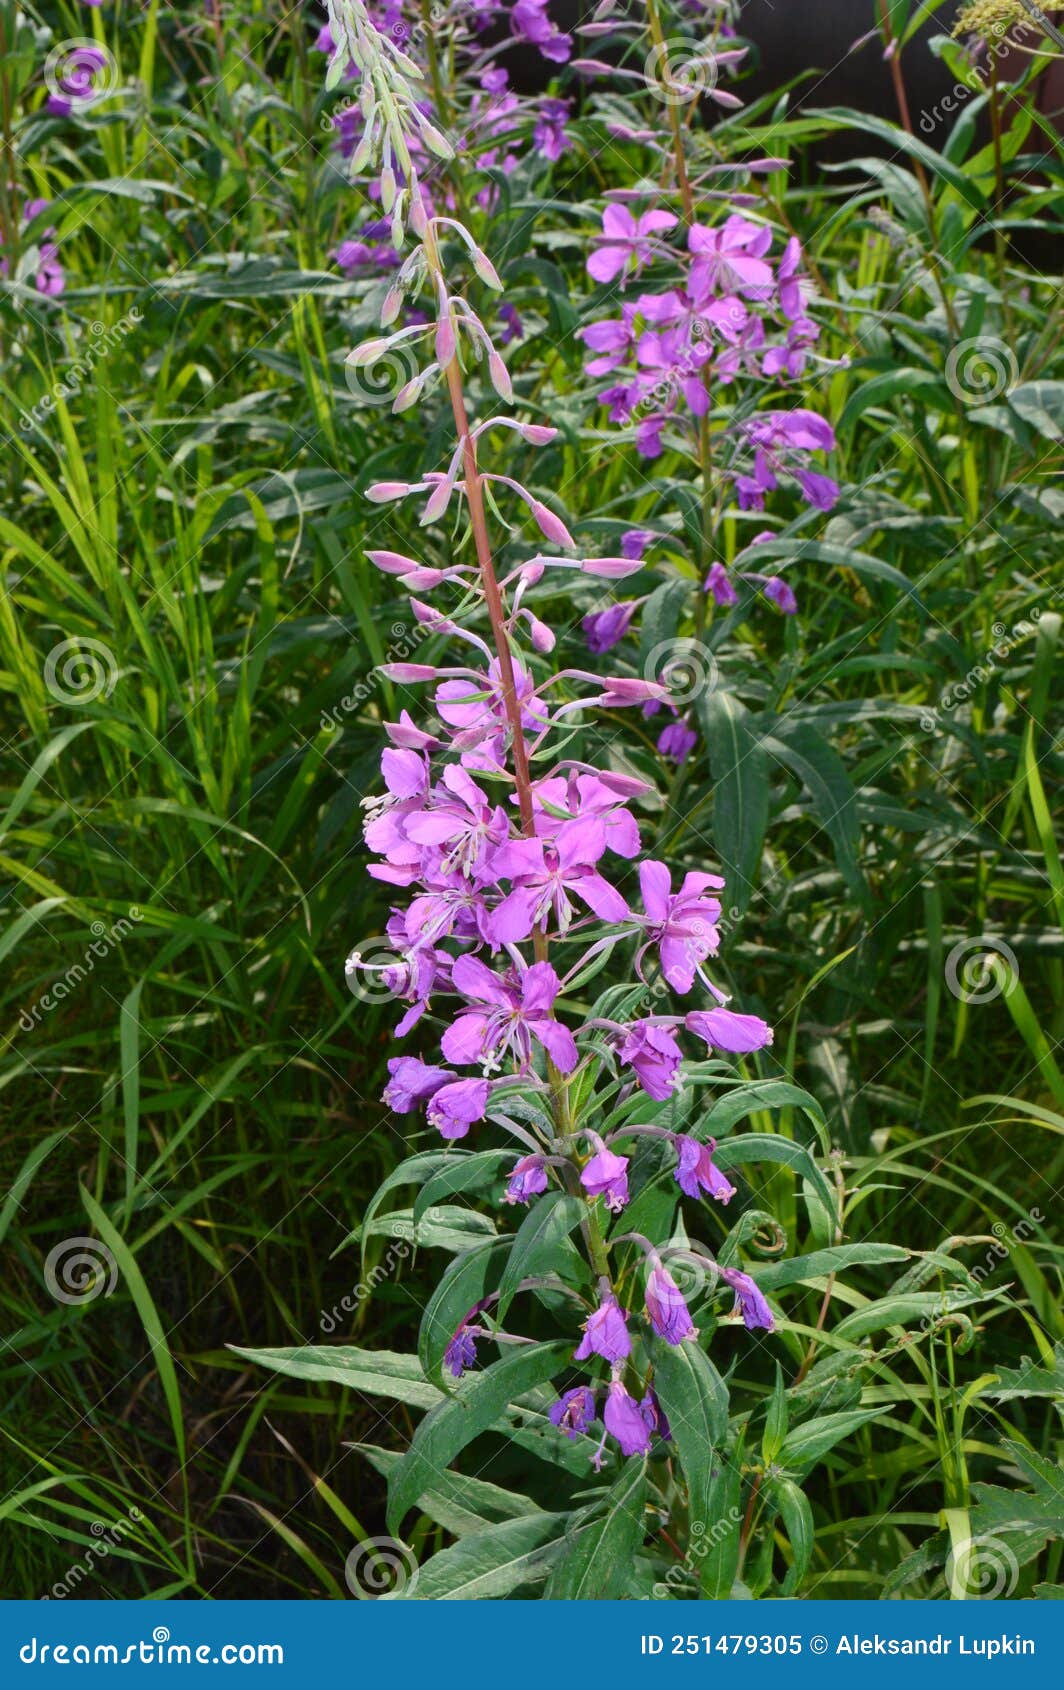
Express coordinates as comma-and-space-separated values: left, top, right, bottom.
240, 0, 909, 1599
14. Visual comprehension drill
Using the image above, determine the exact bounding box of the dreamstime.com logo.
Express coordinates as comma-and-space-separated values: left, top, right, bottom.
19, 908, 142, 1031
650, 1505, 744, 1597
18, 1629, 283, 1666
19, 311, 142, 432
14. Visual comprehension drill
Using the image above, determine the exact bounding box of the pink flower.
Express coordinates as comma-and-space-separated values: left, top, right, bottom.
441, 956, 578, 1073
587, 205, 678, 286
489, 818, 629, 944
685, 1007, 773, 1054
638, 860, 724, 994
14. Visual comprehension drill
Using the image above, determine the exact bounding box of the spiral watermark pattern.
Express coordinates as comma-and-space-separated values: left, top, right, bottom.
152, 1627, 170, 1645
644, 37, 719, 106
945, 337, 1018, 405
44, 39, 119, 110
644, 637, 718, 706
946, 1534, 1019, 1599
344, 936, 405, 1004
944, 936, 1019, 1005
344, 342, 419, 408
656, 1240, 719, 1311
43, 637, 118, 705
344, 1537, 419, 1598
43, 1237, 118, 1305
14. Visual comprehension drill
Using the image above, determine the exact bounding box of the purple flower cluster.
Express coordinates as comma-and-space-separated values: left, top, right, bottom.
579, 207, 837, 504
336, 27, 782, 1471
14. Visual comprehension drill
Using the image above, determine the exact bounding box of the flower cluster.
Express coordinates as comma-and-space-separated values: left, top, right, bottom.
340, 0, 779, 1467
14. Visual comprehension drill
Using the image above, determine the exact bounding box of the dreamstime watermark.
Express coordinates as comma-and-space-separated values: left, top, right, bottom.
43, 636, 119, 705
18, 311, 142, 431
19, 1630, 283, 1666
320, 1239, 411, 1331
919, 609, 1046, 731
43, 38, 119, 111
945, 335, 1019, 404
643, 636, 720, 706
944, 935, 1019, 1004
945, 1532, 1020, 1598
919, 1208, 1043, 1340
43, 1237, 118, 1305
918, 12, 1049, 135
650, 1506, 744, 1598
344, 1535, 419, 1598
43, 1507, 144, 1599
644, 37, 721, 106
18, 908, 142, 1032
320, 617, 428, 732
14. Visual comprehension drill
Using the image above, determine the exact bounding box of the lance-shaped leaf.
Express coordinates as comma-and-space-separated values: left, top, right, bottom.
387, 1340, 571, 1535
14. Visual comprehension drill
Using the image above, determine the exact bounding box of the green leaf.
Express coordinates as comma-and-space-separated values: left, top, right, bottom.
548, 1459, 648, 1599
712, 1136, 837, 1244
703, 1080, 827, 1144
413, 1150, 514, 1222
231, 1345, 443, 1411
418, 1236, 513, 1380
770, 1477, 814, 1595
754, 1243, 910, 1292
765, 722, 869, 913
780, 1408, 884, 1471
387, 1341, 571, 1535
356, 1443, 543, 1538
697, 690, 769, 912
651, 1337, 729, 1526
393, 1512, 571, 1600
496, 1191, 585, 1322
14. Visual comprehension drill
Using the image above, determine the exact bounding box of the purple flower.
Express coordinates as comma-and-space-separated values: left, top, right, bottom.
534, 97, 571, 162
638, 859, 724, 994
498, 302, 523, 344
746, 409, 835, 454
489, 818, 629, 945
621, 528, 654, 561
640, 1390, 670, 1441
658, 721, 698, 764
46, 44, 110, 116
619, 1019, 683, 1100
403, 764, 509, 881
582, 601, 638, 654
720, 1266, 774, 1332
685, 1007, 773, 1055
705, 562, 738, 607
441, 955, 578, 1074
511, 0, 572, 61
574, 1296, 631, 1363
580, 1146, 629, 1213
382, 1056, 452, 1113
645, 1263, 697, 1344
444, 1324, 479, 1377
426, 1077, 490, 1140
505, 1155, 549, 1205
549, 1385, 596, 1437
587, 205, 677, 286
777, 236, 805, 320
673, 1135, 737, 1205
688, 215, 774, 302
603, 1379, 652, 1456
763, 577, 797, 616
